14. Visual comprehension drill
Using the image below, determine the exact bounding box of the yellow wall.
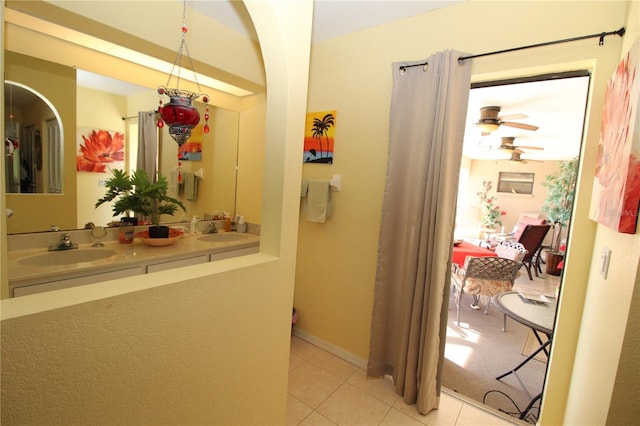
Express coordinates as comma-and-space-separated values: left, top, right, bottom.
0, 1, 312, 424
237, 93, 267, 224
562, 1, 640, 424
462, 159, 562, 232
295, 1, 637, 424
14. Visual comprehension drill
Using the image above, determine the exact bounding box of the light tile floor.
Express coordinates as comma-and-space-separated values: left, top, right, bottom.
287, 336, 517, 426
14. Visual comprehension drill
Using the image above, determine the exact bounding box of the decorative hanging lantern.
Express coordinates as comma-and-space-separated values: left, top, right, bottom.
156, 0, 210, 181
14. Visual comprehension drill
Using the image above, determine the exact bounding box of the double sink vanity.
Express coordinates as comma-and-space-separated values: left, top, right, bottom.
7, 222, 260, 297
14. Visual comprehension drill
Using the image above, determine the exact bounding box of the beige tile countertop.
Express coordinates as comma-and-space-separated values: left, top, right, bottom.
7, 229, 260, 290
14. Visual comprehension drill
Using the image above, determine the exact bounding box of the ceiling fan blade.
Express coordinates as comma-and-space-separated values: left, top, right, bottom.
501, 121, 539, 131
516, 145, 544, 150
498, 113, 528, 121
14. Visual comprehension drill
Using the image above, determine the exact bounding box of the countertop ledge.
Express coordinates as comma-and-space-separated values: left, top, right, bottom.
8, 232, 260, 287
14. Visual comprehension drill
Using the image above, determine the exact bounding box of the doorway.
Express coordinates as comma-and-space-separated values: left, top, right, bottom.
443, 71, 591, 422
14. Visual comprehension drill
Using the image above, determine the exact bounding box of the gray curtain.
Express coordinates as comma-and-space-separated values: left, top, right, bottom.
137, 111, 158, 181
367, 50, 472, 415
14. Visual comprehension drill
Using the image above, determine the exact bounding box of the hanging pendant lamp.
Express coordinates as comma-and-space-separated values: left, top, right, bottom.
156, 0, 210, 182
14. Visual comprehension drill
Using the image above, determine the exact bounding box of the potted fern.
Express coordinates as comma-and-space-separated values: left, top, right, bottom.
95, 169, 186, 238
541, 158, 578, 274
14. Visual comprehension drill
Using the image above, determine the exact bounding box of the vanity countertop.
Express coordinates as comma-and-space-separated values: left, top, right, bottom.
8, 231, 260, 286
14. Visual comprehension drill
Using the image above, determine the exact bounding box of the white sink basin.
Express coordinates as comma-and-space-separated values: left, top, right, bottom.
198, 233, 248, 243
19, 249, 117, 266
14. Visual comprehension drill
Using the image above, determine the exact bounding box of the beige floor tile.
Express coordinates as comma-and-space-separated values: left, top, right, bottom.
291, 336, 322, 360
287, 394, 314, 426
299, 411, 338, 426
347, 369, 399, 406
393, 392, 463, 425
288, 361, 344, 408
290, 353, 306, 371
380, 408, 426, 426
289, 339, 518, 426
308, 349, 359, 381
455, 403, 514, 425
317, 383, 392, 426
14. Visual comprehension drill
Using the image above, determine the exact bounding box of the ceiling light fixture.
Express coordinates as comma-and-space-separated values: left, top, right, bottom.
156, 0, 210, 182
476, 121, 500, 133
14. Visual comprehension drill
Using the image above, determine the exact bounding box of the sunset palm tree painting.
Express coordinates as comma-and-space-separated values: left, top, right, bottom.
177, 122, 204, 161
303, 111, 337, 163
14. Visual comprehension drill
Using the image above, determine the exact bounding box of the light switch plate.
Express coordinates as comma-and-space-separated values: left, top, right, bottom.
600, 247, 611, 279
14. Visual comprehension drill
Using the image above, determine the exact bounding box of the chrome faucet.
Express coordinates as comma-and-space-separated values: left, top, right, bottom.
49, 233, 79, 251
204, 221, 218, 234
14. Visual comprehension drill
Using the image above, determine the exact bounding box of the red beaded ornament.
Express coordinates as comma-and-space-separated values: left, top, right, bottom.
154, 0, 212, 175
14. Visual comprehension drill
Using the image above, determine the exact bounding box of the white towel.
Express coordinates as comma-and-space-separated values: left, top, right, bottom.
306, 179, 331, 223
169, 170, 180, 198
184, 172, 198, 201
300, 179, 309, 197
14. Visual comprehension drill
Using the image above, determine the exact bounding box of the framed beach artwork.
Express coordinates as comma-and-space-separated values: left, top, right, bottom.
590, 38, 640, 234
303, 110, 337, 164
179, 141, 202, 161
76, 128, 125, 173
179, 123, 203, 161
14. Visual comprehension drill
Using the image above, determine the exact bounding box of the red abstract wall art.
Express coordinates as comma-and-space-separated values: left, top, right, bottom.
590, 39, 640, 234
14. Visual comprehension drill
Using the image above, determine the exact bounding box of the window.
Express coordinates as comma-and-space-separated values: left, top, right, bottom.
497, 172, 535, 195
47, 118, 62, 193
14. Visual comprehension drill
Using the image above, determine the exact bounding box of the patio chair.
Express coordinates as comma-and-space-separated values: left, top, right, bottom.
451, 256, 522, 326
495, 241, 528, 262
516, 224, 551, 280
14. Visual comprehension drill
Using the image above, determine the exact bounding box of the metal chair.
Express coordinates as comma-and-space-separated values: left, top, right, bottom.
451, 256, 522, 326
516, 224, 551, 280
495, 241, 528, 263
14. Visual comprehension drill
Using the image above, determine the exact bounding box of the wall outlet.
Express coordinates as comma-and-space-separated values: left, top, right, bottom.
98, 179, 107, 187
600, 247, 611, 279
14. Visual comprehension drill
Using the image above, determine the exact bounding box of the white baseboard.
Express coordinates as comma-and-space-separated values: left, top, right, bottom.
292, 327, 368, 370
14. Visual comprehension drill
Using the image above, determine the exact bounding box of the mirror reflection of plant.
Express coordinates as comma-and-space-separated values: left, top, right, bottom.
542, 158, 578, 253
95, 169, 186, 226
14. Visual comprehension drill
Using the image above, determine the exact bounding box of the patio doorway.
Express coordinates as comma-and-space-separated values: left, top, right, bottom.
443, 71, 591, 423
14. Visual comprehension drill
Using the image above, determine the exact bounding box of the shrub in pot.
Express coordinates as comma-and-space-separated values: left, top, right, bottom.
541, 158, 578, 274
95, 169, 186, 238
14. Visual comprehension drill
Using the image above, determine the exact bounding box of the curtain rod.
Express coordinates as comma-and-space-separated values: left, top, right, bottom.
121, 110, 158, 121
400, 27, 625, 71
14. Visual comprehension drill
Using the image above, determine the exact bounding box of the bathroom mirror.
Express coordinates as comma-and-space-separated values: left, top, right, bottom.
4, 81, 63, 194
6, 72, 240, 234
3, 0, 265, 235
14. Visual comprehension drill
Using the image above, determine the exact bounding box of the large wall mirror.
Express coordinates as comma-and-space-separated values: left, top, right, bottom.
4, 1, 266, 235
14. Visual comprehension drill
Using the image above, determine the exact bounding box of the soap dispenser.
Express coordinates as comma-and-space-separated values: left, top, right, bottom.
190, 216, 199, 235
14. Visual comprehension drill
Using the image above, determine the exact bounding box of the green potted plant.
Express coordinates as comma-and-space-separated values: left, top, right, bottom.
95, 169, 186, 238
541, 158, 578, 275
477, 181, 506, 234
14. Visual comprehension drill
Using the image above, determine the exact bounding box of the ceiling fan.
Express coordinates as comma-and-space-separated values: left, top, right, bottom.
497, 136, 544, 154
475, 106, 540, 135
507, 151, 543, 164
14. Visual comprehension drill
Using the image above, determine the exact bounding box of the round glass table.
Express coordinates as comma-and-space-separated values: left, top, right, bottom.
493, 291, 558, 420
